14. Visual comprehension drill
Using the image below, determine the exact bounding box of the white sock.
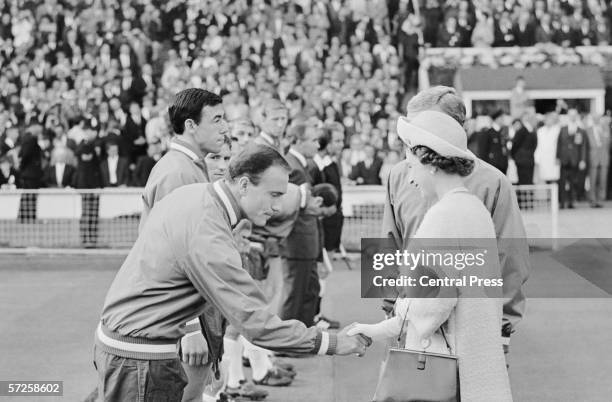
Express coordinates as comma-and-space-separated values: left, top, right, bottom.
240, 336, 273, 381
223, 336, 245, 388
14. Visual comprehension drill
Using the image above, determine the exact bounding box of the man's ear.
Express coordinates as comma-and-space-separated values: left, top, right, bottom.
238, 176, 250, 195
184, 119, 196, 133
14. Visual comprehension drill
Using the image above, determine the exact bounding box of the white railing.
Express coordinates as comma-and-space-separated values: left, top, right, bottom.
0, 184, 558, 251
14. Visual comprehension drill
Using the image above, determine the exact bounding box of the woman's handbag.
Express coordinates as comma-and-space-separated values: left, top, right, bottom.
372, 309, 459, 402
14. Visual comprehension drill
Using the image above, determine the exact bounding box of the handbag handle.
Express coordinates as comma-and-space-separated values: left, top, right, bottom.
395, 300, 452, 354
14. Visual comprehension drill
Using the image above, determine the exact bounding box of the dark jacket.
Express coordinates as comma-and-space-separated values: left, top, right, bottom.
557, 126, 589, 167
512, 22, 536, 46
281, 151, 320, 260
18, 134, 44, 188
511, 125, 538, 167
349, 157, 383, 185
481, 127, 509, 173
133, 155, 157, 187
320, 160, 344, 251
100, 156, 131, 187
44, 163, 76, 187
73, 140, 102, 189
121, 115, 148, 164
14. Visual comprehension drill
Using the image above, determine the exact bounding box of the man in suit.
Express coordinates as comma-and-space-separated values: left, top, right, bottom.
17, 129, 44, 222
122, 102, 148, 165
482, 110, 510, 174
557, 109, 589, 208
511, 117, 538, 185
281, 121, 323, 327
512, 10, 536, 46
586, 115, 610, 207
119, 68, 146, 108
73, 120, 103, 246
100, 141, 130, 187
318, 122, 345, 253
44, 146, 76, 188
349, 144, 383, 185
133, 140, 161, 187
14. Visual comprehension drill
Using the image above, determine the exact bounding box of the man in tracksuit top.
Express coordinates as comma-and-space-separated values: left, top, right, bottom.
94, 144, 368, 401
139, 88, 229, 400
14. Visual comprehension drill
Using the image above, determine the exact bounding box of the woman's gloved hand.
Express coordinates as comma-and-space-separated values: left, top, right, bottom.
346, 316, 403, 343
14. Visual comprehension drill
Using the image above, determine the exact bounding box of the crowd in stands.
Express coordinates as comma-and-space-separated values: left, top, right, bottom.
422, 0, 612, 48
0, 0, 419, 193
0, 0, 612, 201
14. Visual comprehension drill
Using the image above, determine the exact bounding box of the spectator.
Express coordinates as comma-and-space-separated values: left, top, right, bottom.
122, 102, 148, 165
133, 141, 162, 187
349, 144, 383, 185
557, 109, 589, 209
494, 11, 515, 46
44, 146, 76, 188
18, 129, 44, 189
534, 112, 561, 184
0, 155, 18, 189
423, 0, 443, 46
585, 114, 610, 207
510, 76, 530, 120
73, 121, 102, 247
100, 141, 130, 188
437, 17, 464, 47
510, 117, 538, 185
535, 13, 554, 44
340, 147, 353, 182
512, 10, 536, 46
379, 149, 400, 187
1, 126, 19, 157
552, 15, 576, 47
471, 10, 495, 47
482, 110, 510, 174
576, 17, 597, 46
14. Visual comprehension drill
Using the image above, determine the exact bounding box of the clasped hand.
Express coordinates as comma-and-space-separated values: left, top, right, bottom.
335, 325, 373, 357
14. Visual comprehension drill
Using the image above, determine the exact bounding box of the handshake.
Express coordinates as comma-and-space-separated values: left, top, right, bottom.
334, 324, 374, 357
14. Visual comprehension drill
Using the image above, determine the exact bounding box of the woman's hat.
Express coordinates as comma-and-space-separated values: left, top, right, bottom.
396, 110, 473, 160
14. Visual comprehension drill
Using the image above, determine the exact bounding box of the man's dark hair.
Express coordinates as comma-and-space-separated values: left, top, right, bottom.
318, 130, 331, 151
228, 143, 290, 185
313, 183, 338, 207
490, 109, 504, 121
168, 88, 222, 135
105, 139, 119, 150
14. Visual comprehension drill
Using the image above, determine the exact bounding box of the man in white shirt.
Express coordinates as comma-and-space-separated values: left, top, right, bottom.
44, 146, 76, 188
100, 141, 129, 187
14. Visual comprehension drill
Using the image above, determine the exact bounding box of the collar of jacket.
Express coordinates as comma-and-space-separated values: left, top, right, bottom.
313, 153, 332, 170
258, 132, 279, 149
210, 180, 246, 228
170, 137, 209, 180
288, 148, 308, 168
170, 137, 206, 163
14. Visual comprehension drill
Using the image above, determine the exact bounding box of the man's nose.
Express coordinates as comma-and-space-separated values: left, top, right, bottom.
220, 120, 229, 133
